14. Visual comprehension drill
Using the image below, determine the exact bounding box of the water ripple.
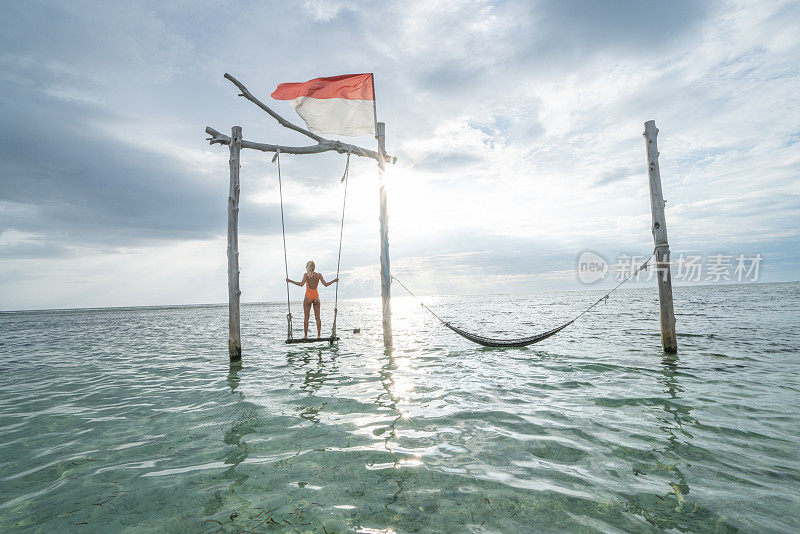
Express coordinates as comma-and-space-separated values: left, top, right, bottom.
1, 284, 799, 532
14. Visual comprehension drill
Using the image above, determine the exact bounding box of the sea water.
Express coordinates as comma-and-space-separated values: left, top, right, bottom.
1, 283, 798, 533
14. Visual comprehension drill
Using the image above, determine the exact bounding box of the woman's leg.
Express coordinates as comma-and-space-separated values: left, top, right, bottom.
313, 299, 322, 337
303, 297, 312, 338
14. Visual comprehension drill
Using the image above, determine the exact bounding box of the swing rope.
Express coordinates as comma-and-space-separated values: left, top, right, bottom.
392, 251, 655, 348
273, 149, 350, 342
331, 149, 351, 338
273, 148, 293, 340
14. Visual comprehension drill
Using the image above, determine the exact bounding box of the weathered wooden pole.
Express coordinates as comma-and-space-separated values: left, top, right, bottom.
377, 122, 392, 344
227, 126, 243, 360
643, 120, 677, 353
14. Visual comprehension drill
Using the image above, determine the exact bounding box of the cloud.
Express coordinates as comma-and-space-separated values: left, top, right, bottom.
0, 55, 330, 256
0, 231, 74, 259
1, 0, 799, 310
591, 165, 642, 187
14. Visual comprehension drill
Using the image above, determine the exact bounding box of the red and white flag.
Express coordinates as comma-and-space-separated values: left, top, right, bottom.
271, 73, 376, 137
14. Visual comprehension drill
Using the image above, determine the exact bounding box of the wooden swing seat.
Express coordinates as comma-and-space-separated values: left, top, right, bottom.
285, 336, 340, 344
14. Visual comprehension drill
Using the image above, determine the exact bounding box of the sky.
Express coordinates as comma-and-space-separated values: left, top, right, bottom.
1, 0, 799, 310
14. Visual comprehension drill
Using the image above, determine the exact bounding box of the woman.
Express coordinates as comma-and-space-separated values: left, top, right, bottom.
286, 261, 338, 339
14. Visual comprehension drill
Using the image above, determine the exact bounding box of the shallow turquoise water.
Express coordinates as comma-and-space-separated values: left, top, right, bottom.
1, 283, 799, 533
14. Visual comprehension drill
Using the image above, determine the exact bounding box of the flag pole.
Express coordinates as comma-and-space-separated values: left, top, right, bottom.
372, 74, 392, 346
371, 73, 379, 147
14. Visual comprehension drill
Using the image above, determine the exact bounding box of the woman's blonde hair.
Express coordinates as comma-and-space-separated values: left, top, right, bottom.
306, 261, 315, 278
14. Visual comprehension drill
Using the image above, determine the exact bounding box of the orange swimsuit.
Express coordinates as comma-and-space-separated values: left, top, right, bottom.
305, 276, 319, 301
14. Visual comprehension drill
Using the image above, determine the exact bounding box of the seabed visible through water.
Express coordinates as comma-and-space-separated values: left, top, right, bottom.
1, 283, 799, 532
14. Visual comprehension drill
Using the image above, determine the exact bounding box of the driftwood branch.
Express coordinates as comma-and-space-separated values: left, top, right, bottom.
224, 73, 325, 144
205, 74, 395, 163
205, 127, 385, 160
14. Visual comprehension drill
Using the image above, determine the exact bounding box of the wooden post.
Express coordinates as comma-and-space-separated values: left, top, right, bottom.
227, 126, 242, 360
643, 120, 677, 353
377, 122, 392, 344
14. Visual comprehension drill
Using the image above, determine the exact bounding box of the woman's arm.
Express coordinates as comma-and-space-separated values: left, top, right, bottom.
286, 273, 307, 286
319, 274, 339, 287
